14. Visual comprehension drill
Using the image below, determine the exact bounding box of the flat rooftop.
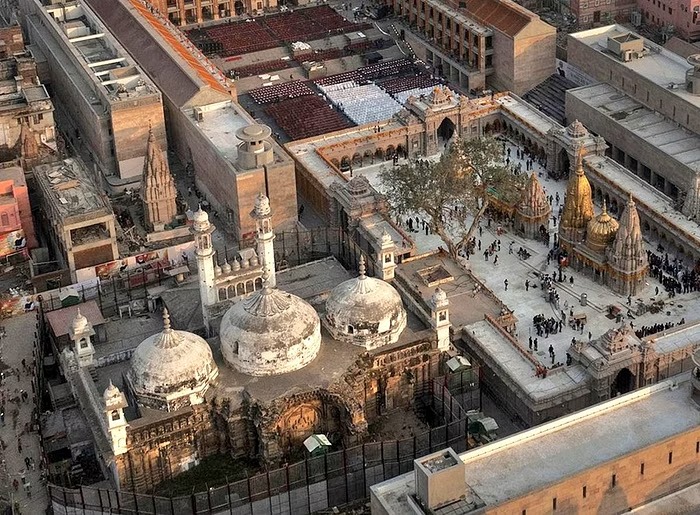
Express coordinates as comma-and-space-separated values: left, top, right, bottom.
570, 25, 700, 109
193, 100, 252, 167
569, 83, 700, 171
371, 377, 700, 512
34, 158, 113, 221
41, 0, 159, 102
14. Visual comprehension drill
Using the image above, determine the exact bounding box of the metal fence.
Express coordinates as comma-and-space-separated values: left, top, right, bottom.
38, 227, 374, 320
48, 377, 469, 515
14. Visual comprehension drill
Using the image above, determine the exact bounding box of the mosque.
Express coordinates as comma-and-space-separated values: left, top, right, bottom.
54, 192, 459, 492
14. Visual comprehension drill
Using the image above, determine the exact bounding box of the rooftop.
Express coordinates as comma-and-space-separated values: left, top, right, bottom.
34, 158, 113, 222
570, 25, 700, 109
45, 299, 106, 338
569, 83, 700, 172
39, 0, 159, 103
371, 377, 700, 512
193, 100, 252, 168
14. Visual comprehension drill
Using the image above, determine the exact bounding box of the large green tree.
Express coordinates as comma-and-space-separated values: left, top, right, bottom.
380, 136, 523, 258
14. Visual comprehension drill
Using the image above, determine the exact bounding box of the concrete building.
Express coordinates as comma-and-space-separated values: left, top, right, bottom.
0, 165, 37, 254
566, 26, 700, 202
371, 374, 700, 514
0, 30, 56, 166
639, 0, 700, 42
22, 0, 167, 192
83, 0, 298, 239
148, 0, 278, 25
389, 0, 557, 95
34, 158, 118, 281
568, 0, 636, 29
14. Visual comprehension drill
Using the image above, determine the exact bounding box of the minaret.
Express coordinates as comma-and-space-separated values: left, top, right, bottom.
377, 228, 396, 281
191, 206, 217, 324
142, 127, 177, 231
430, 287, 451, 351
515, 172, 551, 239
559, 145, 594, 247
103, 381, 129, 456
682, 171, 700, 222
251, 192, 276, 288
68, 308, 95, 367
607, 193, 648, 296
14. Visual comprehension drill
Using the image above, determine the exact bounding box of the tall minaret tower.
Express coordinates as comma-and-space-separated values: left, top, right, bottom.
251, 192, 276, 288
430, 287, 451, 351
191, 206, 217, 327
103, 381, 129, 456
68, 308, 95, 367
377, 229, 396, 281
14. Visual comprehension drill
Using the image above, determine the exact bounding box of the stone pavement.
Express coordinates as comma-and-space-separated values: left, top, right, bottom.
0, 311, 48, 514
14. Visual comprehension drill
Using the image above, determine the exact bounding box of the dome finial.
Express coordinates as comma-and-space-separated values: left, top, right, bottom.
358, 255, 366, 278
162, 308, 171, 332
602, 199, 607, 214
261, 267, 272, 292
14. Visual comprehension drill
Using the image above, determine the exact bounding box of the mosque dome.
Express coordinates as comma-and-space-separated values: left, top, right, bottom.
566, 119, 588, 139
127, 309, 218, 411
325, 256, 406, 350
192, 206, 210, 231
219, 271, 321, 376
586, 201, 619, 253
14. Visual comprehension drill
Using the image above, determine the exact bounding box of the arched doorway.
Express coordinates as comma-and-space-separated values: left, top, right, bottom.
611, 368, 635, 397
234, 0, 245, 15
559, 148, 570, 177
437, 117, 455, 144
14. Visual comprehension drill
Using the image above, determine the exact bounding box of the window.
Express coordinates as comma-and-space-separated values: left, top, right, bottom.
32, 114, 43, 125
439, 311, 447, 321
552, 498, 557, 510
612, 474, 617, 487
583, 486, 587, 498
111, 410, 120, 421
640, 462, 645, 475
668, 451, 673, 464
0, 213, 8, 227
696, 441, 699, 453
669, 7, 672, 14
384, 254, 392, 263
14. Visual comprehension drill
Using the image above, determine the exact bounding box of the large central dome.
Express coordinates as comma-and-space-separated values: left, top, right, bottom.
128, 309, 218, 412
325, 256, 406, 350
219, 271, 321, 376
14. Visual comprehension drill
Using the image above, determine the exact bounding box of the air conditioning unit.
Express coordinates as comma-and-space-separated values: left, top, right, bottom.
194, 108, 204, 122
623, 50, 633, 62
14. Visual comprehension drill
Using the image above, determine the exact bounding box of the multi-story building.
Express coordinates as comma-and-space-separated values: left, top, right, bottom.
34, 158, 118, 281
0, 27, 56, 166
566, 25, 700, 202
371, 373, 700, 514
0, 165, 37, 256
639, 0, 700, 42
84, 0, 298, 239
21, 0, 167, 192
567, 0, 636, 29
148, 0, 278, 25
389, 0, 557, 95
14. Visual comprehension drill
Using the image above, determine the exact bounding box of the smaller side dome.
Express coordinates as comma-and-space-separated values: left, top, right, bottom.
72, 308, 88, 334
431, 287, 448, 308
253, 192, 271, 218
192, 205, 210, 231
325, 256, 407, 350
586, 201, 619, 254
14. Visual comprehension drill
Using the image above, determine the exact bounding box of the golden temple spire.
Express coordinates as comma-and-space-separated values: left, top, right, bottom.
559, 145, 594, 243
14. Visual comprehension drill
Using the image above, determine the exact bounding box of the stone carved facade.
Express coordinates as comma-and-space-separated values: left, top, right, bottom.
141, 128, 177, 232
514, 172, 551, 239
558, 152, 648, 296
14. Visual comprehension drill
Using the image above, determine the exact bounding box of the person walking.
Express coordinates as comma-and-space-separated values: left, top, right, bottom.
504, 279, 508, 290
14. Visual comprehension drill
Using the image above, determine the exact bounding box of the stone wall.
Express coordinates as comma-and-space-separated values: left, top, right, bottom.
489, 427, 699, 514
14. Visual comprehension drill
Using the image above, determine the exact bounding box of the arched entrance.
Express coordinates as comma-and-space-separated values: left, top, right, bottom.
558, 148, 570, 177
437, 117, 455, 144
234, 0, 245, 15
611, 368, 635, 397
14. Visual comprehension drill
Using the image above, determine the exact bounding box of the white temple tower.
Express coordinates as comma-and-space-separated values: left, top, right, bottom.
377, 229, 397, 281
251, 192, 276, 288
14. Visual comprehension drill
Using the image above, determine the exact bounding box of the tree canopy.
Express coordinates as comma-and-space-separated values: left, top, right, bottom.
379, 136, 523, 258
